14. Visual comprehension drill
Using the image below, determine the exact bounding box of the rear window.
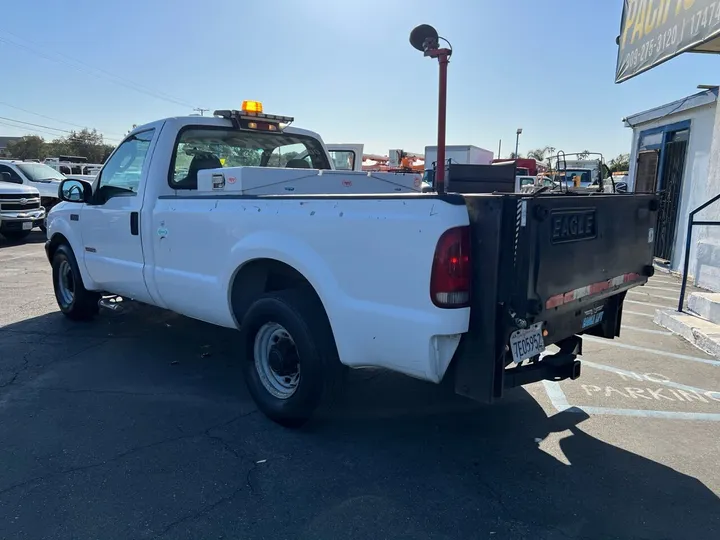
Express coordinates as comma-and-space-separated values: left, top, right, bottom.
169, 127, 331, 189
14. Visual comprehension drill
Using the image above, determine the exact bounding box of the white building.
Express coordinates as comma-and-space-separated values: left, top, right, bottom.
625, 87, 720, 292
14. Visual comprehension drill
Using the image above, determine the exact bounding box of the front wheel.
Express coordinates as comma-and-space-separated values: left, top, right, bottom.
52, 244, 100, 320
240, 289, 344, 428
1, 230, 31, 242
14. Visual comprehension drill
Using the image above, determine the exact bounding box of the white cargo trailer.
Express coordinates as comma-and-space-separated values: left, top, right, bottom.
424, 145, 493, 168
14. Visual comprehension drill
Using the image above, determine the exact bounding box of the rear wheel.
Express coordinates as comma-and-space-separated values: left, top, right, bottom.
240, 288, 344, 428
1, 230, 31, 242
52, 244, 100, 320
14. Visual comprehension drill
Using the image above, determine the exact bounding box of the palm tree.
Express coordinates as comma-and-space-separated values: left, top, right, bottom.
526, 146, 557, 161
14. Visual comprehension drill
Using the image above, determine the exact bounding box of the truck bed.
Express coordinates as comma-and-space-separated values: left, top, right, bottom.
452, 191, 658, 402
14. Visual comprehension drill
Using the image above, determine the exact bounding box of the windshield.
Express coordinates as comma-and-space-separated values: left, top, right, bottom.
558, 169, 592, 185
16, 163, 65, 181
170, 127, 331, 188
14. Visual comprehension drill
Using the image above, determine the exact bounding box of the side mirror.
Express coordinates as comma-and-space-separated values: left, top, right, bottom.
59, 178, 92, 203
0, 172, 11, 183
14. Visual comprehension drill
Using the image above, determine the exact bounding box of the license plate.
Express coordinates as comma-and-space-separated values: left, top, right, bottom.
509, 322, 546, 363
22, 222, 32, 230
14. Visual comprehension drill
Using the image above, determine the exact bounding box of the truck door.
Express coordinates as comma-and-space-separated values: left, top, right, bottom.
326, 144, 364, 171
80, 129, 157, 302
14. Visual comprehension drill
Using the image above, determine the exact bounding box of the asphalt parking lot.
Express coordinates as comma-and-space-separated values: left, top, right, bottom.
2, 232, 720, 540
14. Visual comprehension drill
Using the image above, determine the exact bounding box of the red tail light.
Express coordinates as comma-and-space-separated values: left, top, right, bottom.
430, 226, 472, 308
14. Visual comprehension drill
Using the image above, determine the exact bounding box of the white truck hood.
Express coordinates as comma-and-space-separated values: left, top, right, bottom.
26, 179, 61, 198
0, 180, 40, 195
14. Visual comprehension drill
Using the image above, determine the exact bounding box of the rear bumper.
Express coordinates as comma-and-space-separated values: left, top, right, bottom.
450, 291, 626, 403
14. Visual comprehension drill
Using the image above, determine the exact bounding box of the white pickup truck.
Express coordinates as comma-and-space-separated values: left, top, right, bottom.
46, 102, 659, 427
0, 160, 66, 231
0, 180, 45, 241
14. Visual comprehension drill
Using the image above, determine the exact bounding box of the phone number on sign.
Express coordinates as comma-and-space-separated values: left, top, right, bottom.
623, 25, 680, 71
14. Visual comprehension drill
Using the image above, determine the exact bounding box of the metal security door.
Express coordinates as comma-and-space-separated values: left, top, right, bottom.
654, 132, 689, 261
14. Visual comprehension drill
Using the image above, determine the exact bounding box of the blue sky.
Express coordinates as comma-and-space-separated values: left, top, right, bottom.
1, 0, 718, 158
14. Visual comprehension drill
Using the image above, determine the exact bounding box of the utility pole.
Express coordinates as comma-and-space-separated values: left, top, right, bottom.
193, 108, 209, 116
515, 128, 523, 158
497, 139, 502, 159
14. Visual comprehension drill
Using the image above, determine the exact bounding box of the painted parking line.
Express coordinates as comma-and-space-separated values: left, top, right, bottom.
620, 325, 671, 335
622, 310, 655, 318
628, 290, 679, 302
582, 335, 720, 366
625, 299, 675, 309
542, 381, 720, 421
582, 360, 718, 394
641, 285, 680, 293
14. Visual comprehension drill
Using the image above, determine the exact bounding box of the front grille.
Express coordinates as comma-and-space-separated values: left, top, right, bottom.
1, 201, 41, 211
0, 193, 38, 200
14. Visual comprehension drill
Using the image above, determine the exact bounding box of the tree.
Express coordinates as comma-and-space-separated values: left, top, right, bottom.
48, 128, 114, 163
576, 150, 591, 161
609, 153, 630, 173
6, 136, 47, 160
508, 151, 523, 159
526, 146, 557, 162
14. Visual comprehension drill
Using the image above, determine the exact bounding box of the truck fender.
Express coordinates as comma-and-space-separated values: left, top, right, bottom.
47, 217, 99, 291
225, 231, 343, 328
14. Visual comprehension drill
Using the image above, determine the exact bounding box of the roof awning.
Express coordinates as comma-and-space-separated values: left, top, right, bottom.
616, 0, 720, 83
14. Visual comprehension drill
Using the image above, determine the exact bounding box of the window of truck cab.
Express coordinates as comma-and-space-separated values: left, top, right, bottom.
169, 126, 331, 189
328, 150, 356, 171
93, 129, 155, 201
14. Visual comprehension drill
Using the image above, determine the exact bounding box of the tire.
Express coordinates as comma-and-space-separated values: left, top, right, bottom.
1, 230, 31, 242
240, 288, 344, 428
52, 244, 100, 320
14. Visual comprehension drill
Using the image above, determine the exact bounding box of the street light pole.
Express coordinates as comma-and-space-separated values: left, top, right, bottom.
515, 128, 522, 158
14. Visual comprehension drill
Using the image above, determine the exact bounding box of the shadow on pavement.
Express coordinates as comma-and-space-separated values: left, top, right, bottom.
0, 230, 46, 249
0, 305, 718, 540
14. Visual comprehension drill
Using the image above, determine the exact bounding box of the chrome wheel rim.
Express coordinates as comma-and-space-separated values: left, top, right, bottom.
57, 260, 75, 307
253, 322, 301, 399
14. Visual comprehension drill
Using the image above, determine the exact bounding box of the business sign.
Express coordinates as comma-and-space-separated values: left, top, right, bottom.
616, 0, 720, 83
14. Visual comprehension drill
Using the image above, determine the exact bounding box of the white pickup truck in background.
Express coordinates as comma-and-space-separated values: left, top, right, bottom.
46, 101, 659, 427
0, 180, 45, 242
0, 160, 66, 232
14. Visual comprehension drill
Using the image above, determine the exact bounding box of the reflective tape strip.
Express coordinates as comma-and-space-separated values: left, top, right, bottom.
545, 273, 642, 310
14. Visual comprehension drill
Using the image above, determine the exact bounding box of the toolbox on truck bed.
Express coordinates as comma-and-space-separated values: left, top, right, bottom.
451, 192, 659, 403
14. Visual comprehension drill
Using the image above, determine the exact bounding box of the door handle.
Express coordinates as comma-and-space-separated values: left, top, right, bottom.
130, 212, 139, 236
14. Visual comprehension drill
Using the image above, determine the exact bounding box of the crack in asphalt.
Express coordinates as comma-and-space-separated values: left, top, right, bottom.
0, 354, 28, 389
150, 417, 263, 538
205, 423, 261, 495
151, 484, 247, 539
0, 339, 109, 394
0, 410, 258, 499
